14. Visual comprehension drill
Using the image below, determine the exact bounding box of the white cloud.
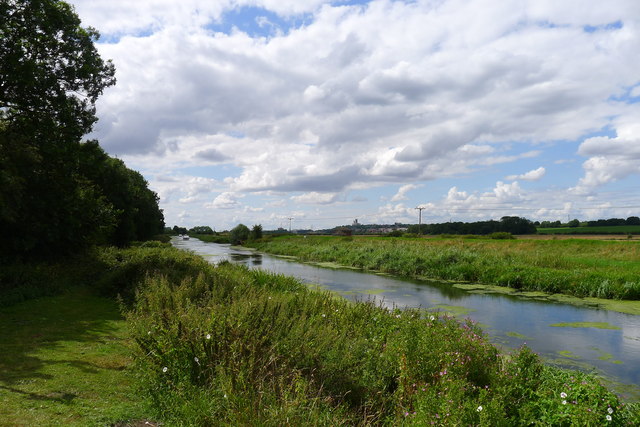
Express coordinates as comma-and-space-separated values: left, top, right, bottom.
572, 118, 640, 192
506, 167, 546, 181
291, 192, 340, 205
65, 0, 640, 227
391, 184, 421, 202
206, 192, 244, 209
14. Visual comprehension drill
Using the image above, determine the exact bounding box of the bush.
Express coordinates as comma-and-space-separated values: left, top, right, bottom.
230, 224, 250, 245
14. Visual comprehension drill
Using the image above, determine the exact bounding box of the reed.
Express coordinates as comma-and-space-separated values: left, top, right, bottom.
248, 236, 640, 300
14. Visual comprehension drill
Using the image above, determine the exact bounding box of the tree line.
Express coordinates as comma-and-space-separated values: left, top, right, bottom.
407, 216, 537, 235
0, 0, 164, 261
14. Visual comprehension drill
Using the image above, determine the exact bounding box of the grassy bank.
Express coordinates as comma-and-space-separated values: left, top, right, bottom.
121, 246, 638, 425
0, 288, 148, 425
247, 235, 640, 300
3, 245, 639, 425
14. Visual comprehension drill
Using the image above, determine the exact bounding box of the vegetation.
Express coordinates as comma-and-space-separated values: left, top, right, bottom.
120, 246, 639, 425
247, 236, 640, 300
230, 223, 251, 245
408, 216, 536, 235
0, 288, 147, 426
2, 245, 639, 424
0, 0, 164, 261
538, 225, 640, 235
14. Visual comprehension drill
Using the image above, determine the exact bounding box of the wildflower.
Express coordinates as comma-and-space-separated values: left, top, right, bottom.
562, 400, 567, 405
608, 407, 613, 414
606, 415, 612, 421
396, 314, 401, 318
322, 314, 326, 318
206, 333, 211, 340
147, 331, 151, 335
404, 412, 409, 417
224, 393, 228, 399
194, 357, 199, 363
560, 392, 567, 399
476, 406, 483, 412
162, 367, 168, 373
430, 316, 435, 321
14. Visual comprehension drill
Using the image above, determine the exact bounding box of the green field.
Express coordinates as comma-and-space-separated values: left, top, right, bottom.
537, 225, 640, 234
248, 235, 640, 300
0, 288, 148, 426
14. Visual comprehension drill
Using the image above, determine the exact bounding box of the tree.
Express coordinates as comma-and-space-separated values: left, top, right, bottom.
230, 224, 250, 245
0, 0, 117, 259
250, 224, 263, 240
567, 219, 580, 228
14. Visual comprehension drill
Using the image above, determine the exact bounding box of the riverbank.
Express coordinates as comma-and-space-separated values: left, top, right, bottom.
2, 245, 638, 425
0, 288, 148, 425
246, 235, 640, 301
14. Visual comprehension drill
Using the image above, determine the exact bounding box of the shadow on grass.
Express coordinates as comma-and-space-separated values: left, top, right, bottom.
0, 287, 127, 394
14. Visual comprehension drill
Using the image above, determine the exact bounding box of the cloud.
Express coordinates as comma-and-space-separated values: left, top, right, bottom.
206, 192, 244, 209
291, 192, 340, 205
391, 184, 421, 202
572, 118, 640, 192
66, 0, 640, 227
505, 167, 546, 181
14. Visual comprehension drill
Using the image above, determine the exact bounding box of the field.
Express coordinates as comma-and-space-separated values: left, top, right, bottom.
537, 226, 640, 235
248, 235, 640, 300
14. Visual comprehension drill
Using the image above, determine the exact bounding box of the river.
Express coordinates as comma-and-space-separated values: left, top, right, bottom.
172, 237, 640, 399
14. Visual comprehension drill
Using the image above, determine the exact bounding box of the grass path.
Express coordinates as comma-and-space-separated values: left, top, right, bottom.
0, 288, 148, 426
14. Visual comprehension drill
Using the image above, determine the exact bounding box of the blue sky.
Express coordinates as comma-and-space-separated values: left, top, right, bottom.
71, 0, 640, 230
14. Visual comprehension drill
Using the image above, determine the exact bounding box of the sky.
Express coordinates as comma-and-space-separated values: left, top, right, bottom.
68, 0, 640, 231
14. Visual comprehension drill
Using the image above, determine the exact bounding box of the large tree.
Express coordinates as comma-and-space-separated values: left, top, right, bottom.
0, 0, 119, 259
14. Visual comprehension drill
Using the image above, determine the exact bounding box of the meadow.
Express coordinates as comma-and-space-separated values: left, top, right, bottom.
247, 235, 640, 300
2, 244, 639, 425
537, 225, 640, 235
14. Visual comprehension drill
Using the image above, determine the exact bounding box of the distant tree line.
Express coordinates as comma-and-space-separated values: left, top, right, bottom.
407, 216, 537, 235
536, 217, 640, 228
0, 0, 164, 261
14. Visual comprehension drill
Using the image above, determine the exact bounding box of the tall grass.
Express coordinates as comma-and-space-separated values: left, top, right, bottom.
114, 246, 638, 425
248, 236, 640, 300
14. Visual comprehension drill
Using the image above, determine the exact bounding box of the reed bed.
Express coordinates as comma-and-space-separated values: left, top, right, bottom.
249, 236, 640, 300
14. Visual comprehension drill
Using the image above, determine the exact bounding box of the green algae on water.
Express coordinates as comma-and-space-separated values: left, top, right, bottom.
550, 322, 621, 330
506, 331, 531, 340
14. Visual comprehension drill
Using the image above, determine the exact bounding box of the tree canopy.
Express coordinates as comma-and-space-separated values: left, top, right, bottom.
0, 1, 163, 260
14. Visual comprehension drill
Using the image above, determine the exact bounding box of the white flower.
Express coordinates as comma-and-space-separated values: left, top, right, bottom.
430, 316, 435, 321
206, 333, 211, 340
194, 357, 199, 363
608, 407, 613, 414
147, 331, 151, 335
162, 366, 168, 373
562, 400, 567, 405
476, 406, 483, 412
560, 392, 567, 399
223, 393, 228, 399
396, 314, 401, 318
606, 415, 612, 421
322, 314, 326, 318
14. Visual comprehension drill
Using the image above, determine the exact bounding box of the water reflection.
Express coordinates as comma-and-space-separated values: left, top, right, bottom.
172, 237, 640, 397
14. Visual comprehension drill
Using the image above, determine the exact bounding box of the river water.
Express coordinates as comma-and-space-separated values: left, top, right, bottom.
172, 237, 640, 398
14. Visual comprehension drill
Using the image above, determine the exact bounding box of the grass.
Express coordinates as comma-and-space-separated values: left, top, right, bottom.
122, 248, 639, 425
246, 235, 640, 300
0, 287, 148, 426
537, 225, 640, 235
2, 244, 639, 425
